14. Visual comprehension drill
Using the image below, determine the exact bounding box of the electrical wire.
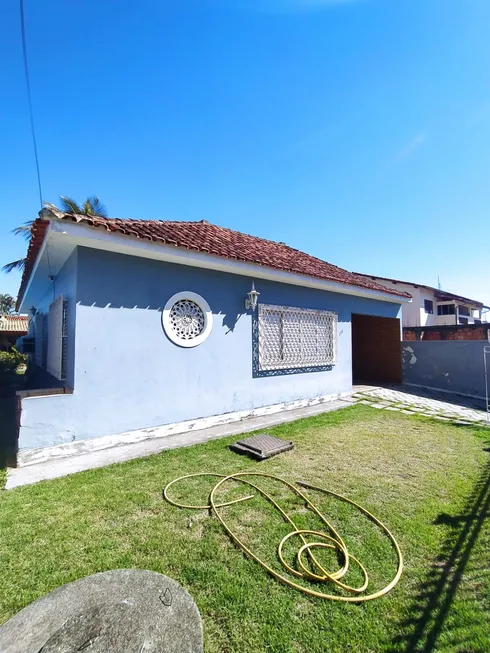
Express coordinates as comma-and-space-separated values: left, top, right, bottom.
20, 0, 43, 208
163, 471, 403, 602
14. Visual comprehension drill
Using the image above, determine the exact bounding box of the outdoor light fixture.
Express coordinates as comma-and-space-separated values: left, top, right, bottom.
245, 282, 260, 311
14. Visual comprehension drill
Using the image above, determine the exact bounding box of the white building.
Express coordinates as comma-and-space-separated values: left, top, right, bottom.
354, 275, 488, 328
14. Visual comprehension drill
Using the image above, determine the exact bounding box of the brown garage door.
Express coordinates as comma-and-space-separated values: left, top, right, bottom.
351, 314, 402, 384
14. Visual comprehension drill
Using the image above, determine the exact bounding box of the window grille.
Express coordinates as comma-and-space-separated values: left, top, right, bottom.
258, 304, 338, 371
47, 296, 68, 380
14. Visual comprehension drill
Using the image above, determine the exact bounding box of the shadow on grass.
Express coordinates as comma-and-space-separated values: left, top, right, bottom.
390, 446, 490, 652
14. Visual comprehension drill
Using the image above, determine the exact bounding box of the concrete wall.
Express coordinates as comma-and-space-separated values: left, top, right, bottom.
18, 247, 401, 450
403, 340, 489, 399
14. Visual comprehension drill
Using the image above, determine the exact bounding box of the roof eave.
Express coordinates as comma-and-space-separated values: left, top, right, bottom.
355, 272, 483, 308
43, 218, 411, 303
16, 218, 51, 312
19, 215, 411, 307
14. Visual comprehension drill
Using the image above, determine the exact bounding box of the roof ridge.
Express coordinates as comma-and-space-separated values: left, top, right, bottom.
89, 216, 316, 252
17, 212, 412, 310
46, 212, 341, 262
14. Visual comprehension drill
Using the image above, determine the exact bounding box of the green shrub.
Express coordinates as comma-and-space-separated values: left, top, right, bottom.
0, 347, 27, 375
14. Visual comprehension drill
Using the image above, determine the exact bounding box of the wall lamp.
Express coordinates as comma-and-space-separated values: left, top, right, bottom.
245, 282, 260, 311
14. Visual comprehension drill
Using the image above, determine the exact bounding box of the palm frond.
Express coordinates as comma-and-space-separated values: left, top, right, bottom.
11, 221, 34, 241
60, 196, 82, 214
83, 196, 108, 218
2, 258, 26, 274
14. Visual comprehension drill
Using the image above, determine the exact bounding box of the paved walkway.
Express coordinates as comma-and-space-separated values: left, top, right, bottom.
6, 386, 489, 490
5, 398, 354, 490
353, 385, 489, 425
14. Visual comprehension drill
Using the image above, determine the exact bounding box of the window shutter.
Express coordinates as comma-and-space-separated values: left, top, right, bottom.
47, 296, 66, 380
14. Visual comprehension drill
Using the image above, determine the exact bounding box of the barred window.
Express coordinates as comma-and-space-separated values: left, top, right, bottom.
258, 304, 338, 371
47, 296, 68, 380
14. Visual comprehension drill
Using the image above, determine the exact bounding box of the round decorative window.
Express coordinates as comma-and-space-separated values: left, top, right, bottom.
162, 292, 213, 348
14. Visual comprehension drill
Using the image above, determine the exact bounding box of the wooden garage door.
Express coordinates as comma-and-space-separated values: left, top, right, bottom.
352, 314, 402, 384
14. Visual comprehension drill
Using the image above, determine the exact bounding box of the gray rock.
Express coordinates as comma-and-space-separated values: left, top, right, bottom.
0, 569, 203, 653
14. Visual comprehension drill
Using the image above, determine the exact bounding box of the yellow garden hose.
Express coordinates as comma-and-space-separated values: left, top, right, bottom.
163, 471, 403, 602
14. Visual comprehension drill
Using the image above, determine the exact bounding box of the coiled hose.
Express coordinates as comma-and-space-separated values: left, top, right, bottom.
163, 471, 403, 602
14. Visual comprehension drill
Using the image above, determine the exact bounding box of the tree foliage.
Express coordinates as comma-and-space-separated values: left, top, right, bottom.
2, 196, 108, 274
0, 294, 16, 314
0, 347, 27, 376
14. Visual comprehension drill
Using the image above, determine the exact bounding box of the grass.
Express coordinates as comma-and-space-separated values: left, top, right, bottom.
1, 405, 489, 652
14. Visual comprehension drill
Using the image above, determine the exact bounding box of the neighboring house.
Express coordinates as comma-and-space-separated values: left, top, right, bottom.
354, 274, 488, 328
15, 207, 410, 462
0, 314, 28, 351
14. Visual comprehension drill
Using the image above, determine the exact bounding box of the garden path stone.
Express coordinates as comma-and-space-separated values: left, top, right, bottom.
354, 385, 489, 425
0, 569, 203, 653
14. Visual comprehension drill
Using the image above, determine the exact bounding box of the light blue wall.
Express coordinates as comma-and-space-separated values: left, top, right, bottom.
19, 247, 401, 450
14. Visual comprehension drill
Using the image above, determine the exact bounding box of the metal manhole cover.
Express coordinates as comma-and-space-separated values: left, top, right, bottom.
230, 433, 294, 460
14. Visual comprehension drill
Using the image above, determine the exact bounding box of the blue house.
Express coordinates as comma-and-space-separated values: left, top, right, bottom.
16, 207, 410, 465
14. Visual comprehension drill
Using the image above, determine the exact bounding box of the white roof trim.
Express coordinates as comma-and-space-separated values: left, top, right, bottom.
29, 219, 411, 305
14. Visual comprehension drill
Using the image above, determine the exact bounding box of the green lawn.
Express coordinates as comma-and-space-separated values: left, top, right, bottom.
1, 405, 489, 652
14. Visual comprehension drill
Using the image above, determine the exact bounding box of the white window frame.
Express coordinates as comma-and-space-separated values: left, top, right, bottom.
258, 304, 338, 371
162, 291, 213, 348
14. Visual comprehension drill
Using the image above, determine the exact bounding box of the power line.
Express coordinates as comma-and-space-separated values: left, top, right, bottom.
20, 0, 43, 209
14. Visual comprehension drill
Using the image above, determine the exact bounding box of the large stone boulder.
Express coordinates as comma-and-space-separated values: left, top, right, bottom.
0, 569, 203, 653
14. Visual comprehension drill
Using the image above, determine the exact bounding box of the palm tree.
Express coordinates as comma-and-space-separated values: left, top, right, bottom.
0, 293, 16, 314
50, 195, 108, 218
2, 196, 107, 273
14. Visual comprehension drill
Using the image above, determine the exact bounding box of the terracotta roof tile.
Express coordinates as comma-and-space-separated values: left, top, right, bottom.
0, 314, 29, 333
17, 212, 411, 307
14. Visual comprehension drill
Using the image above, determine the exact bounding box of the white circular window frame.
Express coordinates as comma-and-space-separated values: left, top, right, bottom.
162, 291, 213, 348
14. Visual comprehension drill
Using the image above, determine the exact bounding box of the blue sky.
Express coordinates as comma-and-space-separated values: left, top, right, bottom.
1, 0, 489, 306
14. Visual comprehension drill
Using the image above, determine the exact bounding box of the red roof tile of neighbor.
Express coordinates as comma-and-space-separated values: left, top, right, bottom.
0, 314, 29, 333
17, 212, 411, 307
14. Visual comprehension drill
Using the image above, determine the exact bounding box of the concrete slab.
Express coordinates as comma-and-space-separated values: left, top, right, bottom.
6, 399, 350, 489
